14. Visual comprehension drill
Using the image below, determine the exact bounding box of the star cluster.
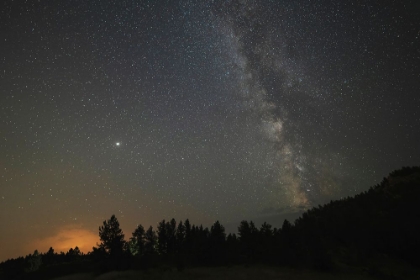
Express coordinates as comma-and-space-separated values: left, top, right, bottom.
1, 0, 419, 261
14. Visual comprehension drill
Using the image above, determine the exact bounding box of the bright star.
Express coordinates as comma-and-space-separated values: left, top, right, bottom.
116, 142, 121, 146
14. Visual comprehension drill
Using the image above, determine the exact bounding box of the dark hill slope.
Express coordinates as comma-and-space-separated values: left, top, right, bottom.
288, 166, 420, 267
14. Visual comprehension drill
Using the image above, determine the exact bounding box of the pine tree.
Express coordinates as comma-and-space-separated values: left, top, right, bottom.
130, 224, 146, 256
98, 215, 125, 257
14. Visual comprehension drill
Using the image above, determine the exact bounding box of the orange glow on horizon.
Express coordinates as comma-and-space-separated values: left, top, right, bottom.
30, 226, 99, 255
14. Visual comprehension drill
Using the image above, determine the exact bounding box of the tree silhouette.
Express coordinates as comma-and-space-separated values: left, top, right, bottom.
130, 224, 146, 256
210, 221, 226, 244
166, 218, 177, 255
226, 233, 240, 261
259, 222, 273, 261
192, 225, 210, 263
67, 246, 81, 256
98, 214, 125, 257
176, 220, 186, 253
144, 226, 157, 255
209, 221, 226, 263
24, 250, 42, 272
238, 220, 259, 259
66, 247, 81, 262
184, 219, 193, 254
157, 219, 168, 255
47, 247, 54, 255
43, 247, 56, 265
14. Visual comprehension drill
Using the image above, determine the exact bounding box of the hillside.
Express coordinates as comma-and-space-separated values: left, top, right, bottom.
288, 166, 420, 269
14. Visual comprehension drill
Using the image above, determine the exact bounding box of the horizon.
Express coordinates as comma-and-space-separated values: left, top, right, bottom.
1, 209, 305, 262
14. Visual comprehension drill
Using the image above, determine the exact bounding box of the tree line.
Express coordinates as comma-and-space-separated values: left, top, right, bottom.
93, 215, 287, 267
1, 166, 419, 279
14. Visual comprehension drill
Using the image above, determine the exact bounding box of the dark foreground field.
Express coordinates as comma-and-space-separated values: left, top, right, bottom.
51, 266, 370, 280
50, 263, 419, 280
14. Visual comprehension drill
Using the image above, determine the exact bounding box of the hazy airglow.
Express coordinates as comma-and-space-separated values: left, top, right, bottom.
30, 226, 98, 255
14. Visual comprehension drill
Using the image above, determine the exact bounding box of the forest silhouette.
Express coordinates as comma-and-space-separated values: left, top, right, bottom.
1, 166, 419, 279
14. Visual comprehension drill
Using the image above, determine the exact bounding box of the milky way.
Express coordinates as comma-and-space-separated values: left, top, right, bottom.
1, 0, 419, 261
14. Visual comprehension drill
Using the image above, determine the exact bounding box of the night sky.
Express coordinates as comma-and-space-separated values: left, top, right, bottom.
1, 0, 419, 261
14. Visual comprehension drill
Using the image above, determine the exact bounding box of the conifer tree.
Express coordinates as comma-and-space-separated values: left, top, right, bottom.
98, 215, 125, 257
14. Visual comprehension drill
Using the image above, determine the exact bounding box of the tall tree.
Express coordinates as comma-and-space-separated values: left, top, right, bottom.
166, 218, 177, 254
209, 221, 226, 263
157, 219, 168, 255
210, 221, 226, 245
43, 247, 55, 265
238, 220, 259, 259
238, 220, 250, 240
144, 226, 157, 255
98, 215, 125, 257
130, 224, 146, 256
184, 219, 192, 254
176, 220, 186, 253
259, 222, 273, 260
226, 233, 240, 260
238, 220, 251, 256
260, 222, 273, 238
